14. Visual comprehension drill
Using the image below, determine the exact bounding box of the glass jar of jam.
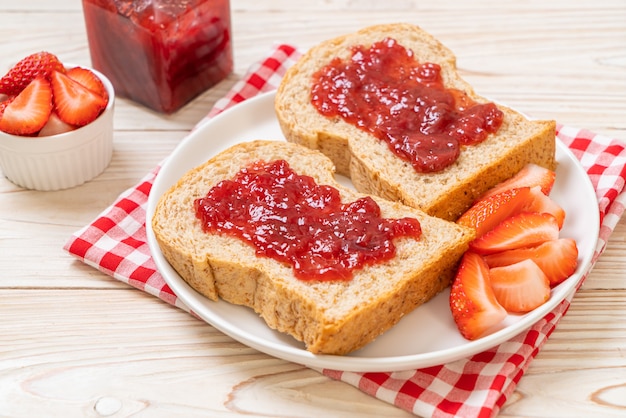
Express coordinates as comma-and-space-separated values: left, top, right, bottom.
81, 0, 233, 114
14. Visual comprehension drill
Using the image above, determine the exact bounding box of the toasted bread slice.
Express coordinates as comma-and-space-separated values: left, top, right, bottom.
275, 23, 556, 221
152, 140, 474, 355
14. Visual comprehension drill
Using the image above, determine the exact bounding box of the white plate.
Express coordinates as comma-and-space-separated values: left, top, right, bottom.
146, 91, 599, 372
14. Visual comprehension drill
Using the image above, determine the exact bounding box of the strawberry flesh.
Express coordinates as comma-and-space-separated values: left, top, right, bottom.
0, 77, 53, 135
523, 186, 565, 229
489, 259, 551, 313
50, 70, 107, 127
66, 67, 108, 101
449, 252, 507, 340
470, 212, 560, 255
457, 187, 532, 238
480, 163, 556, 200
484, 238, 578, 287
0, 96, 14, 119
0, 51, 65, 96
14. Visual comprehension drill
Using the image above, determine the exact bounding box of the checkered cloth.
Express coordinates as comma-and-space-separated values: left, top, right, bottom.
64, 44, 626, 418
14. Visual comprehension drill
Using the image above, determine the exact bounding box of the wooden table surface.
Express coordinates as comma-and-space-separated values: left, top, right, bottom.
1, 1, 625, 417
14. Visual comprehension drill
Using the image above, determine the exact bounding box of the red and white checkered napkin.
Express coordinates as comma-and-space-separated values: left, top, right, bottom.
64, 44, 626, 418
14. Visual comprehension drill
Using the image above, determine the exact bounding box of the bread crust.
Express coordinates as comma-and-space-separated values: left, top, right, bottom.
275, 23, 556, 221
152, 140, 474, 355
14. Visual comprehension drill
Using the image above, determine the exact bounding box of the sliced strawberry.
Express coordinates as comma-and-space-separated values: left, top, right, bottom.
489, 259, 551, 313
480, 163, 556, 200
0, 77, 52, 135
470, 212, 560, 255
38, 111, 76, 137
522, 186, 565, 229
50, 70, 107, 127
484, 238, 578, 287
0, 51, 65, 96
66, 66, 108, 101
449, 252, 507, 340
0, 96, 14, 120
457, 187, 533, 238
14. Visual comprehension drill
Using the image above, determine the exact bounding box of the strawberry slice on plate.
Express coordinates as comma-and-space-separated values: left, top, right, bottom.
449, 252, 507, 340
480, 163, 556, 200
457, 187, 532, 238
458, 186, 565, 235
489, 259, 551, 313
0, 77, 53, 135
66, 67, 108, 101
524, 186, 566, 229
469, 212, 560, 255
0, 51, 65, 96
484, 238, 578, 287
50, 70, 107, 127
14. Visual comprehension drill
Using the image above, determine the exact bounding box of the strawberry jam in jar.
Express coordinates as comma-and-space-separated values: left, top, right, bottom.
82, 0, 232, 113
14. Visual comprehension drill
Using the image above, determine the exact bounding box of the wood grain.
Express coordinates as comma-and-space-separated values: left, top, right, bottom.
1, 1, 625, 416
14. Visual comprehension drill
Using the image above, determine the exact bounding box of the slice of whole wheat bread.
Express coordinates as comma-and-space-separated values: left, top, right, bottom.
152, 140, 474, 355
275, 23, 556, 221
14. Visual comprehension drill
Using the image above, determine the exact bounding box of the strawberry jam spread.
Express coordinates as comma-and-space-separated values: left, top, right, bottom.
311, 38, 504, 173
194, 159, 422, 281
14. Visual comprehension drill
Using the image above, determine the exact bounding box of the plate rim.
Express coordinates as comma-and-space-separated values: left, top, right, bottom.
146, 90, 600, 372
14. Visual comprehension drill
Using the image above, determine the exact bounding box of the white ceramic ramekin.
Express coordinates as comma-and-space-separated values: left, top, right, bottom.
0, 67, 114, 191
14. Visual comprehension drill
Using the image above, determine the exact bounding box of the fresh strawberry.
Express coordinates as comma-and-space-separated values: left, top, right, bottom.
460, 186, 565, 235
489, 259, 551, 313
522, 186, 566, 229
484, 238, 578, 287
469, 212, 560, 255
457, 187, 532, 238
449, 252, 507, 340
66, 67, 108, 101
0, 77, 53, 135
480, 163, 556, 200
50, 70, 107, 127
38, 111, 75, 137
0, 51, 65, 96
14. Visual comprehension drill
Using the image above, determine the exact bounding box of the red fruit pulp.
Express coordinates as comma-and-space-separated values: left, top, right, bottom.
82, 0, 233, 113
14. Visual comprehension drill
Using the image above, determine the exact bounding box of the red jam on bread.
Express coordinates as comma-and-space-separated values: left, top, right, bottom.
194, 159, 422, 281
310, 38, 503, 173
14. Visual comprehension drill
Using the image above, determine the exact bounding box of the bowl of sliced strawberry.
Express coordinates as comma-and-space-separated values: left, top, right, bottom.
0, 51, 114, 191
